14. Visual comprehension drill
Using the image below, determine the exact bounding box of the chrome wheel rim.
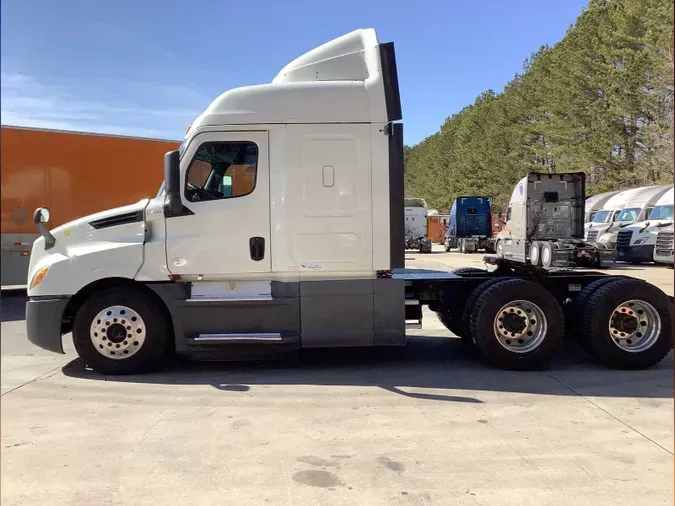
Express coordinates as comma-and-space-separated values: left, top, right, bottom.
493, 300, 547, 353
530, 245, 539, 264
497, 241, 503, 257
90, 305, 146, 360
608, 300, 661, 353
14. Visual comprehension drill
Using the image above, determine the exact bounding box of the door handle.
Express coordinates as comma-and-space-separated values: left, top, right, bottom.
249, 237, 265, 261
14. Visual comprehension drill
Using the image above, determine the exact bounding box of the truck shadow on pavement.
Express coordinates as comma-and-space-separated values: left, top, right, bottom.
61, 337, 673, 402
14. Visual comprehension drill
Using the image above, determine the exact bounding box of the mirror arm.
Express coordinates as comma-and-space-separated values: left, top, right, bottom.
33, 208, 56, 250
37, 222, 56, 250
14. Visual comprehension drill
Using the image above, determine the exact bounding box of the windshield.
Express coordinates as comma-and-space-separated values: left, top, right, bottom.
157, 141, 185, 197
592, 210, 612, 223
616, 207, 640, 222
648, 204, 673, 221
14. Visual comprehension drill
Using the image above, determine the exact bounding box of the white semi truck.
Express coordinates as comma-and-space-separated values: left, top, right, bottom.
616, 187, 674, 264
25, 29, 673, 375
584, 190, 620, 224
589, 185, 672, 248
403, 198, 433, 253
584, 186, 653, 243
494, 173, 615, 268
653, 225, 674, 266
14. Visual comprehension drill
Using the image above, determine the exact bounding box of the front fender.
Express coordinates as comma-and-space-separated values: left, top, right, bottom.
28, 241, 144, 297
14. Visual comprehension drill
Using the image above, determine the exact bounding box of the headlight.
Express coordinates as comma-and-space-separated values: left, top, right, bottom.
633, 236, 649, 245
30, 266, 50, 290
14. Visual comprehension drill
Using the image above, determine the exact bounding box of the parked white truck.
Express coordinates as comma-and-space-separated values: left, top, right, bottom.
585, 187, 650, 243
591, 185, 671, 248
584, 190, 621, 224
404, 198, 433, 253
653, 225, 674, 266
26, 29, 673, 375
616, 187, 674, 264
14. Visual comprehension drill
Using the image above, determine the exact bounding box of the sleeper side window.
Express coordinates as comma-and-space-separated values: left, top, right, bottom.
185, 141, 258, 202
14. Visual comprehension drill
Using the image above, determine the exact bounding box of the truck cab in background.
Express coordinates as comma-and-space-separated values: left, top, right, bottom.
404, 198, 433, 253
495, 172, 614, 268
443, 196, 495, 254
584, 190, 620, 227
616, 187, 674, 263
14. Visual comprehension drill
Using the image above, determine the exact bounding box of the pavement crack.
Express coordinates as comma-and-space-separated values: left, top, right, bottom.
1, 362, 67, 397
546, 372, 673, 456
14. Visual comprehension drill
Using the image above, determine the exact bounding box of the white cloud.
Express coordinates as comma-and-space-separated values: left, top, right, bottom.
0, 72, 202, 140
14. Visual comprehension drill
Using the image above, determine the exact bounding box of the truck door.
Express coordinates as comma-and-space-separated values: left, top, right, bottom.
164, 131, 271, 277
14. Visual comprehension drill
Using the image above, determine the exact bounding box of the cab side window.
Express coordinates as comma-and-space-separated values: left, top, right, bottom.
506, 206, 512, 222
185, 141, 258, 202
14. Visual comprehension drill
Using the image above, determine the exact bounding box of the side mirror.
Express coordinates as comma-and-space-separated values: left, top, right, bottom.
33, 207, 50, 224
164, 150, 183, 216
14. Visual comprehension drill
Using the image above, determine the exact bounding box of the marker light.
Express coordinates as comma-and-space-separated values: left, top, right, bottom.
30, 266, 50, 290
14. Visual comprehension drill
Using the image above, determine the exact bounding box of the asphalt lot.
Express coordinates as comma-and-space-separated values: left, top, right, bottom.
2, 250, 673, 505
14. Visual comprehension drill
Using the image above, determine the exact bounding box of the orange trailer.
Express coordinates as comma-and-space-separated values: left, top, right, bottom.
1, 126, 179, 286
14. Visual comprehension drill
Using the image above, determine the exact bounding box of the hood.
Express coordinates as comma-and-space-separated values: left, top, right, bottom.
50, 199, 150, 239
620, 219, 674, 235
28, 200, 151, 284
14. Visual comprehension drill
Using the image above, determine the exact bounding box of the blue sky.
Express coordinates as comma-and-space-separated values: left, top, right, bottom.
1, 0, 589, 145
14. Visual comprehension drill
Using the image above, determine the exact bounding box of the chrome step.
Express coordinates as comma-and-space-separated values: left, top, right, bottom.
404, 298, 420, 305
195, 333, 282, 342
187, 295, 274, 302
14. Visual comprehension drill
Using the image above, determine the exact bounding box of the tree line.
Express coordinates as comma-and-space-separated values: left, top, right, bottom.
404, 0, 674, 213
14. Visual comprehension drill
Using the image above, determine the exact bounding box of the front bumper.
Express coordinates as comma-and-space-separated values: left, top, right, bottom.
616, 244, 654, 263
26, 296, 69, 354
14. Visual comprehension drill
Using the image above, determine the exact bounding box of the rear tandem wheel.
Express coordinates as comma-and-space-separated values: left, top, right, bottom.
468, 278, 564, 370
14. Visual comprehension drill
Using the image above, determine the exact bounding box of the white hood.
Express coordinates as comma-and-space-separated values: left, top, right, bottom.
27, 199, 151, 296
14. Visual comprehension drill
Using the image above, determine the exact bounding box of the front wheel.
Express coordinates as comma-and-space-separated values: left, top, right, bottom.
72, 286, 171, 375
496, 240, 504, 258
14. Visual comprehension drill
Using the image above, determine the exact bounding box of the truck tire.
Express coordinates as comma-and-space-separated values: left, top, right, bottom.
459, 239, 467, 254
438, 272, 497, 341
496, 240, 504, 258
468, 279, 564, 370
579, 278, 673, 369
423, 238, 433, 253
568, 276, 627, 345
541, 242, 554, 268
529, 242, 542, 266
460, 277, 513, 342
72, 286, 171, 375
444, 239, 451, 252
451, 267, 487, 275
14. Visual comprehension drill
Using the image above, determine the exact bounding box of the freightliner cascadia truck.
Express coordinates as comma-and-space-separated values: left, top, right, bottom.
25, 29, 673, 375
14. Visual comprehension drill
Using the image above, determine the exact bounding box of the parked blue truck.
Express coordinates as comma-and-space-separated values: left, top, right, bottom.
444, 196, 496, 253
